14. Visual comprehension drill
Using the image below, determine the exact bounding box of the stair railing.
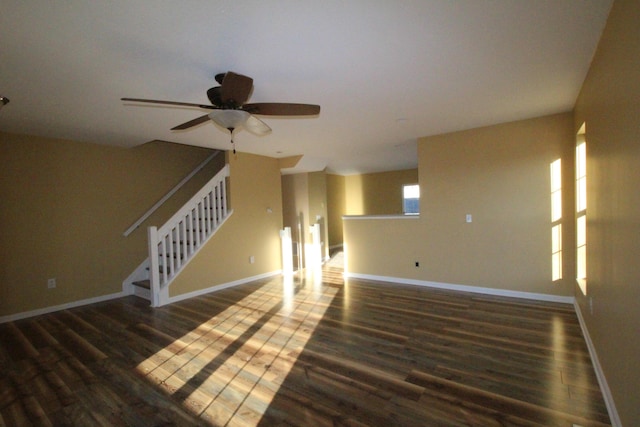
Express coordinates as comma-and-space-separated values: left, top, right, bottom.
147, 164, 232, 306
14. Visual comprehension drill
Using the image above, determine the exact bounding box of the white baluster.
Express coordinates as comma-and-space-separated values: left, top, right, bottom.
221, 177, 227, 217
194, 204, 201, 248
214, 185, 221, 225
206, 193, 212, 233
143, 165, 230, 305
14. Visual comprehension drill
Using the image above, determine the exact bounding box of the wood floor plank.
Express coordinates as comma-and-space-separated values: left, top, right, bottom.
0, 252, 611, 426
407, 369, 610, 427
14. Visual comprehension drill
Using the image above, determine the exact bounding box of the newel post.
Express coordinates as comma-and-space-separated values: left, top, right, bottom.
147, 226, 161, 307
308, 223, 322, 271
280, 227, 294, 275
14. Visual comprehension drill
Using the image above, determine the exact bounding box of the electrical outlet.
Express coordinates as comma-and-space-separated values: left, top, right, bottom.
47, 278, 56, 289
415, 261, 420, 267
466, 214, 472, 223
249, 256, 255, 264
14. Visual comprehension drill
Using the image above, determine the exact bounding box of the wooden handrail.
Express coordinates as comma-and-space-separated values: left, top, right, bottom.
123, 151, 221, 237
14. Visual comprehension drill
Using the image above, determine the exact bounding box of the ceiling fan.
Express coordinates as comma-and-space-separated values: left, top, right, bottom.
122, 71, 320, 148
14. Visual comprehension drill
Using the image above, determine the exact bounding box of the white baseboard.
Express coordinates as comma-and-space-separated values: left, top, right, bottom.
0, 290, 131, 324
1, 270, 284, 323
344, 272, 575, 304
574, 301, 622, 427
166, 270, 282, 305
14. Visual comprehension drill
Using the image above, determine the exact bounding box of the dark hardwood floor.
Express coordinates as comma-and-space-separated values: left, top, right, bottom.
0, 254, 611, 426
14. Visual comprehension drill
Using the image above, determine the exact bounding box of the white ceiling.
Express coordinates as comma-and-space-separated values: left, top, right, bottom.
0, 1, 612, 175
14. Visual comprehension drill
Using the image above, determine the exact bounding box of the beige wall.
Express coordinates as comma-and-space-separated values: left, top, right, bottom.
418, 113, 575, 295
326, 169, 418, 248
344, 216, 422, 278
0, 133, 219, 316
326, 174, 346, 247
344, 113, 576, 296
573, 0, 640, 424
169, 152, 283, 296
344, 169, 418, 215
282, 173, 309, 268
308, 171, 329, 260
281, 171, 329, 265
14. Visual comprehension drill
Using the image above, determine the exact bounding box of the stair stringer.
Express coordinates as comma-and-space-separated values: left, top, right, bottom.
122, 258, 150, 298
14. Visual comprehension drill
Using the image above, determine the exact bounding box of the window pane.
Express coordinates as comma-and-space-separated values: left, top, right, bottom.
577, 215, 586, 246
552, 252, 562, 282
403, 184, 419, 199
552, 225, 562, 252
551, 225, 562, 281
577, 245, 587, 280
403, 184, 420, 215
576, 143, 586, 178
550, 159, 562, 192
577, 177, 587, 212
575, 129, 587, 295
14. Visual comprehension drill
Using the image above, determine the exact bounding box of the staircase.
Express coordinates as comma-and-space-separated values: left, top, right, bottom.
124, 164, 232, 307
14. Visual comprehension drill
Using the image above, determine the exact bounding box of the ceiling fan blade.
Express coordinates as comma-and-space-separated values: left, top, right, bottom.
244, 115, 272, 136
214, 73, 226, 85
242, 103, 320, 116
121, 97, 214, 110
171, 114, 211, 130
220, 72, 253, 106
206, 87, 223, 106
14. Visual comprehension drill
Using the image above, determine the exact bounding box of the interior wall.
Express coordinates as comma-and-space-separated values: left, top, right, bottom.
419, 113, 575, 295
326, 174, 346, 248
0, 133, 218, 316
573, 0, 640, 424
344, 169, 418, 215
169, 152, 283, 296
344, 113, 575, 297
281, 173, 309, 269
281, 171, 330, 265
308, 171, 329, 260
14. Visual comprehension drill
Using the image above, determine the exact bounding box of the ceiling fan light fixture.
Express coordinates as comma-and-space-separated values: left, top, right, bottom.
208, 109, 250, 131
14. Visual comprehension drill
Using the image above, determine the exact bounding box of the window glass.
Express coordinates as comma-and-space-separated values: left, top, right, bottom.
403, 184, 419, 215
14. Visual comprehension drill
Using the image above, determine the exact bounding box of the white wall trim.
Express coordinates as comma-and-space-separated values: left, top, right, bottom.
574, 301, 622, 427
166, 270, 282, 305
0, 290, 131, 324
344, 272, 575, 304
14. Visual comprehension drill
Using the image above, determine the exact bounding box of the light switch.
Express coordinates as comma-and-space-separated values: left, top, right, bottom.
466, 214, 472, 223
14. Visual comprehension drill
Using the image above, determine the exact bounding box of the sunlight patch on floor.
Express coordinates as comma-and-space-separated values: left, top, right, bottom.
136, 263, 340, 426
